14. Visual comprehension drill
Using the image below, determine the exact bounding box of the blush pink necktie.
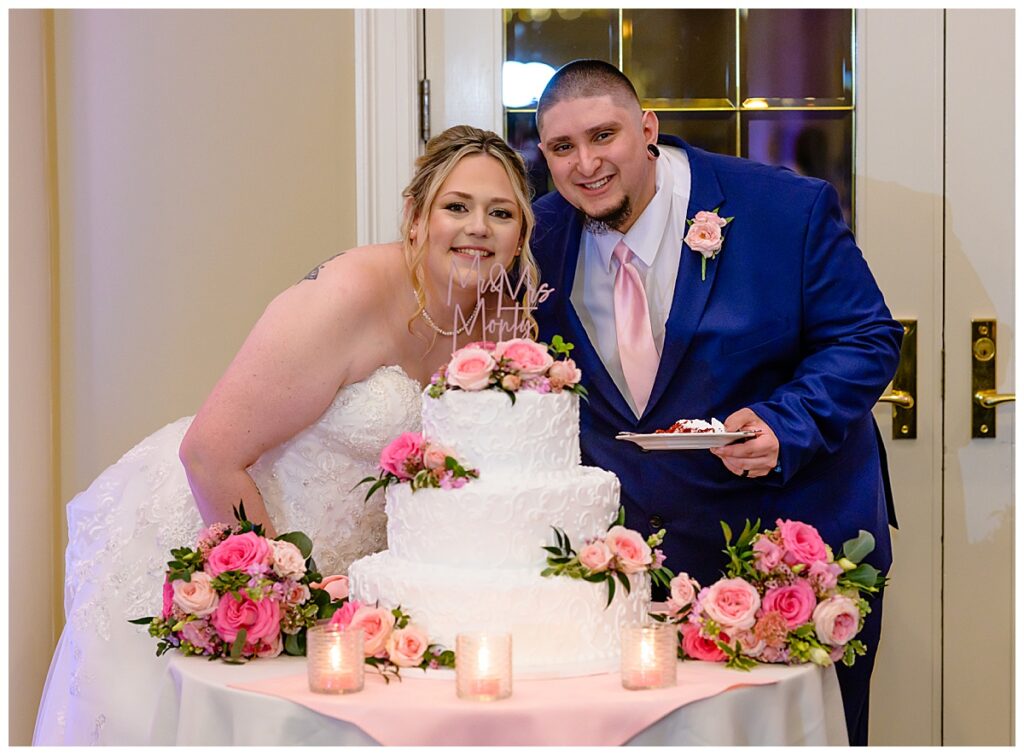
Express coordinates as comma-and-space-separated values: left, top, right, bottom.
612, 240, 660, 414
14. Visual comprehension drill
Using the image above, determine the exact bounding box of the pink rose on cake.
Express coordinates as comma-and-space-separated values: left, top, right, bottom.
205, 531, 272, 578
494, 338, 553, 376
386, 623, 430, 667
447, 346, 496, 390
348, 605, 396, 657
579, 540, 614, 573
701, 577, 761, 630
761, 579, 817, 629
422, 443, 453, 471
547, 358, 582, 390
605, 525, 653, 574
379, 432, 425, 480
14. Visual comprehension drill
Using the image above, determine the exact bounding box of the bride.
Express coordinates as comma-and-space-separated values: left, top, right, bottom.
34, 125, 539, 745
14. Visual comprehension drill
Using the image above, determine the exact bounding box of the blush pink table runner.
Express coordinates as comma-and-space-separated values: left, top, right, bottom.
231, 661, 790, 746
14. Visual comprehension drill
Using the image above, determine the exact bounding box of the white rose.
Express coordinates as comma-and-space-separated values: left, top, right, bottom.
172, 572, 219, 617
268, 539, 307, 579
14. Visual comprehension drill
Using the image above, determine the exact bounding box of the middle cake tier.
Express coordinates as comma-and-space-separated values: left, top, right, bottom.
385, 467, 620, 569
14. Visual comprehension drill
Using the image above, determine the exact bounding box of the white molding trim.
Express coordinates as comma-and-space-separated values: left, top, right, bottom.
354, 9, 420, 245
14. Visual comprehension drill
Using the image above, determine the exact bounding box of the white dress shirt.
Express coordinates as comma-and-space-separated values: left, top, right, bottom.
570, 145, 692, 417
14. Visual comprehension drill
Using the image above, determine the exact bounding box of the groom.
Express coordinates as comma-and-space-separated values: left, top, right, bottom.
529, 60, 901, 745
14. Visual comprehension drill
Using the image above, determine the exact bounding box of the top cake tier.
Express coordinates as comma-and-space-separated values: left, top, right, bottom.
421, 389, 581, 474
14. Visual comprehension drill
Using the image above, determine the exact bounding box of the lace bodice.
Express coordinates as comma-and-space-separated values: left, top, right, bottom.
249, 365, 423, 573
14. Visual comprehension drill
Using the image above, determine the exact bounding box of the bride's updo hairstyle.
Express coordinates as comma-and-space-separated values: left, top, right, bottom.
401, 125, 539, 338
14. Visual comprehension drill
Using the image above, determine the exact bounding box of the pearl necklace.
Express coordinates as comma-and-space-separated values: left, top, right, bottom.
414, 289, 482, 337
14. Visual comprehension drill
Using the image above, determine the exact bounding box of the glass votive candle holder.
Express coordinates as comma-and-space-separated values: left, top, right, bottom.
307, 623, 365, 694
620, 622, 678, 690
455, 632, 512, 701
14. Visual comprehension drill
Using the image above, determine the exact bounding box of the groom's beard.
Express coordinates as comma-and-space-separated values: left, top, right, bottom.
582, 196, 633, 235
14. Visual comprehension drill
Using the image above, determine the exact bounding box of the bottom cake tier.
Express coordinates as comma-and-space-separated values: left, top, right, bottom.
348, 551, 651, 678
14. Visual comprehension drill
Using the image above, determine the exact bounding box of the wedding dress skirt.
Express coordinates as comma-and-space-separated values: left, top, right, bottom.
33, 366, 421, 745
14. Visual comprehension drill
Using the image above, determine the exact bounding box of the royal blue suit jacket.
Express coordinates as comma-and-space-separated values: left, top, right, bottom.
531, 137, 902, 588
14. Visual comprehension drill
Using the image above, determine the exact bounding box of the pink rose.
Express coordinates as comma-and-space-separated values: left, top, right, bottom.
464, 341, 496, 351
694, 210, 728, 227
812, 595, 861, 646
701, 577, 761, 630
284, 582, 311, 606
205, 532, 272, 578
379, 432, 425, 480
733, 629, 766, 658
500, 373, 522, 391
385, 623, 430, 667
761, 579, 817, 629
605, 525, 653, 574
162, 581, 175, 618
752, 536, 784, 573
807, 560, 843, 594
348, 605, 396, 657
446, 347, 496, 390
776, 518, 828, 567
172, 572, 219, 617
210, 592, 282, 644
680, 621, 727, 662
684, 220, 723, 257
268, 539, 306, 579
667, 573, 699, 614
254, 633, 283, 659
493, 339, 553, 376
312, 574, 350, 602
423, 444, 450, 471
547, 359, 582, 390
328, 599, 362, 629
579, 540, 614, 573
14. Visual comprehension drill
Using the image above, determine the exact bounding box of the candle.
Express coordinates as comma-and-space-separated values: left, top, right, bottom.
307, 623, 365, 694
621, 622, 677, 691
456, 632, 512, 701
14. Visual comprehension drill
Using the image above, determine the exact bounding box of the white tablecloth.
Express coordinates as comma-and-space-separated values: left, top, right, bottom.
149, 655, 848, 746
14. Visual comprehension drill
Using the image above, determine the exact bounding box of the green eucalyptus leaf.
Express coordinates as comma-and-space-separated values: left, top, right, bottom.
841, 530, 876, 564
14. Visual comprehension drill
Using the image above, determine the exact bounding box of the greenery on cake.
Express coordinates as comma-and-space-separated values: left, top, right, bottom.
357, 432, 479, 502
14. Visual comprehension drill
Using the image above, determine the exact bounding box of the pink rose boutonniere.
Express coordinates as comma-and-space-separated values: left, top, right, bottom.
683, 208, 734, 281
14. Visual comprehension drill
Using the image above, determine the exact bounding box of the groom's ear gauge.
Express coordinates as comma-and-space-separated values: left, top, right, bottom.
647, 144, 661, 158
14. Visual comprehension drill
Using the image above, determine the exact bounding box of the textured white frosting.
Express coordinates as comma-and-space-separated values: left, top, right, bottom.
348, 387, 651, 678
422, 389, 580, 474
386, 468, 619, 569
348, 551, 650, 677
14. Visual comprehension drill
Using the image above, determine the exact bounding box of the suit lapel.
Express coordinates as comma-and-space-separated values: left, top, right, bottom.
644, 143, 726, 418
554, 209, 638, 426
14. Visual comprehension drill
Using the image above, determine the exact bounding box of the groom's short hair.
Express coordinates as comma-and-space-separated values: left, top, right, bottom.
536, 59, 642, 133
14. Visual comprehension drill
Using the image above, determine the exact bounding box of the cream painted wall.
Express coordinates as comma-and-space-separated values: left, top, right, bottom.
12, 9, 358, 744
9, 9, 59, 748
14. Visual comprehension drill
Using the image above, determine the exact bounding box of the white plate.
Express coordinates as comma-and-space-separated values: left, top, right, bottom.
616, 430, 759, 450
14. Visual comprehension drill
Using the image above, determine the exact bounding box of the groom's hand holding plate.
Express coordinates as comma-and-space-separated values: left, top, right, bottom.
709, 407, 780, 478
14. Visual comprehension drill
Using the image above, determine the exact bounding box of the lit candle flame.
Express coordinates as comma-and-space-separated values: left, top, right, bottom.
329, 642, 343, 671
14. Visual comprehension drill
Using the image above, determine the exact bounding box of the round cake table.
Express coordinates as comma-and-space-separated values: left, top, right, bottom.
148, 654, 848, 745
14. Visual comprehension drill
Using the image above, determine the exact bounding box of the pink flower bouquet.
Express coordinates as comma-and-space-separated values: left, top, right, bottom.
427, 334, 586, 401
357, 431, 479, 501
131, 503, 346, 663
653, 518, 886, 670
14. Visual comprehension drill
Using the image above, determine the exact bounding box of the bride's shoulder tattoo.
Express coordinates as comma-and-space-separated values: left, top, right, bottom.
299, 251, 346, 283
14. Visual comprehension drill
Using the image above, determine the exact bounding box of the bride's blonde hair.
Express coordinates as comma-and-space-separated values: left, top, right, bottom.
401, 125, 539, 338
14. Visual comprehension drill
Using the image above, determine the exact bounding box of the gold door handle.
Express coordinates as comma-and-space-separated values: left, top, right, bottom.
879, 390, 915, 409
974, 390, 1015, 408
881, 319, 917, 438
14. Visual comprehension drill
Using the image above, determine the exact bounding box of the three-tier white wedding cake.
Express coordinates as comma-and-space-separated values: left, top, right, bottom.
348, 379, 651, 677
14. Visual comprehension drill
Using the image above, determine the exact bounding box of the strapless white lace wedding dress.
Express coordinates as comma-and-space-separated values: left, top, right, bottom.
33, 366, 421, 745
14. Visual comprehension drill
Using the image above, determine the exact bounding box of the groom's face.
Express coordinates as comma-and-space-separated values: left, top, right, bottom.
538, 95, 658, 233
